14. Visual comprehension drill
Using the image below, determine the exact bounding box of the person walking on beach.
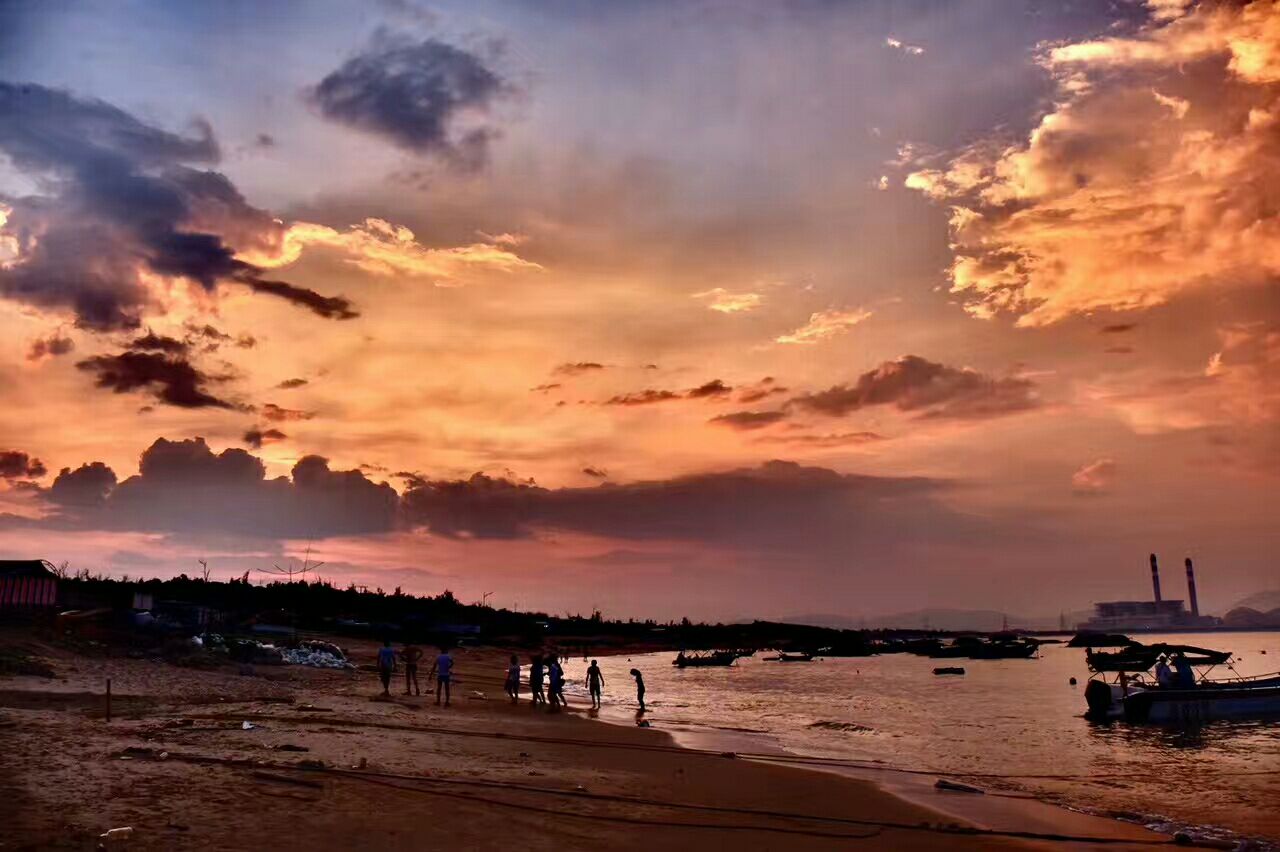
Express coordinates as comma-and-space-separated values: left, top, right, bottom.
548, 655, 567, 711
630, 668, 645, 713
431, 646, 454, 707
587, 659, 604, 709
376, 639, 396, 697
529, 654, 546, 706
505, 654, 521, 703
401, 641, 423, 696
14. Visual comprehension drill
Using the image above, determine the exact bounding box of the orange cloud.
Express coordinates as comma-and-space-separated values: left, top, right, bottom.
909, 0, 1280, 326
775, 308, 872, 344
242, 217, 541, 283
692, 287, 764, 313
1071, 458, 1116, 494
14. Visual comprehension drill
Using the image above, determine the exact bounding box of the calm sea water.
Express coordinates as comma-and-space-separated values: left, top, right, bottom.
561, 632, 1280, 846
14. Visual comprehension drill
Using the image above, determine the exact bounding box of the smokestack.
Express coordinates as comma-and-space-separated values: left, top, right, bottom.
1150, 553, 1162, 604
1185, 557, 1200, 618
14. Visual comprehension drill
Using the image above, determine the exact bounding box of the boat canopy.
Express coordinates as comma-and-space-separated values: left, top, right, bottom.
1086, 642, 1232, 673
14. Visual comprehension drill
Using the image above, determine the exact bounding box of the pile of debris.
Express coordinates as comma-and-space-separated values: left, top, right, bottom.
280, 640, 353, 670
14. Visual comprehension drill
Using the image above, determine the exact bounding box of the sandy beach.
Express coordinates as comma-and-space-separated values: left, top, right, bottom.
0, 632, 1171, 851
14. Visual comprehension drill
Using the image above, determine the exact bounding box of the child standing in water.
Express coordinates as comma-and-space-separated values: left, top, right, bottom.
505, 654, 521, 703
630, 668, 645, 712
587, 659, 604, 709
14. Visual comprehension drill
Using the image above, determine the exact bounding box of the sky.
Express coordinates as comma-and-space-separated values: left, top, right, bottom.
1, 0, 1277, 622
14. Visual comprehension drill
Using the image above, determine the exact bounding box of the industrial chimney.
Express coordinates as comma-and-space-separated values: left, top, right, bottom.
1150, 553, 1162, 604
1185, 557, 1200, 618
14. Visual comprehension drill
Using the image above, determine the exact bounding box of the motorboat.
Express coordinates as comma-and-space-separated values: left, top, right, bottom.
1083, 641, 1280, 722
672, 650, 739, 667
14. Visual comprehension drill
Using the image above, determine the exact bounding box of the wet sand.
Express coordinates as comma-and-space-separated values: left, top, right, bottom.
0, 634, 1168, 850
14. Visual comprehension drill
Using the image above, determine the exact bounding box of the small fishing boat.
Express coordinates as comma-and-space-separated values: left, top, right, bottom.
672, 650, 739, 667
1083, 641, 1280, 722
920, 636, 1039, 660
763, 651, 815, 662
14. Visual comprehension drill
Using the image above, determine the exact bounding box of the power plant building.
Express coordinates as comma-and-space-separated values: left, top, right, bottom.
1080, 555, 1220, 631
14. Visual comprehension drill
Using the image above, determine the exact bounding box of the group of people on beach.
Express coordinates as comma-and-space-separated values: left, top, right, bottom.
375, 640, 646, 713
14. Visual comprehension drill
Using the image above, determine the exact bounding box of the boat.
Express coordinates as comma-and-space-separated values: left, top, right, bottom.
919, 636, 1039, 660
672, 650, 739, 667
1083, 641, 1280, 722
764, 652, 815, 662
933, 666, 965, 676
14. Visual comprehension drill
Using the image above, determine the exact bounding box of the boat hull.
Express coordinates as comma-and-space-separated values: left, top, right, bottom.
1124, 686, 1280, 723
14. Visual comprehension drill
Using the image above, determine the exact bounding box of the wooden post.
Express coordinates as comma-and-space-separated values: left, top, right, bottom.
106, 678, 111, 723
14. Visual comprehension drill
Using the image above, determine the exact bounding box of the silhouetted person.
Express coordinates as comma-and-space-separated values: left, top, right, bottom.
1155, 655, 1174, 688
505, 654, 521, 703
548, 656, 566, 711
1173, 653, 1195, 689
630, 668, 645, 712
376, 639, 396, 697
431, 646, 454, 706
401, 641, 423, 696
529, 654, 546, 706
587, 659, 604, 709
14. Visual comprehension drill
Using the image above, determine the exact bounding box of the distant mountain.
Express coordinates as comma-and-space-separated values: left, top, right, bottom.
781, 608, 1078, 632
1229, 591, 1280, 613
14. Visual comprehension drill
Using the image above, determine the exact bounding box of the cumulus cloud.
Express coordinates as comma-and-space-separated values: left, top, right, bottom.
604, 389, 681, 406
277, 377, 308, 389
1072, 458, 1117, 494
755, 431, 885, 448
692, 288, 764, 313
791, 355, 1040, 420
885, 37, 925, 56
686, 379, 732, 399
0, 82, 356, 329
43, 437, 398, 539
0, 450, 46, 479
554, 362, 605, 376
260, 403, 314, 422
401, 459, 947, 544
307, 32, 512, 168
907, 0, 1280, 325
776, 308, 872, 344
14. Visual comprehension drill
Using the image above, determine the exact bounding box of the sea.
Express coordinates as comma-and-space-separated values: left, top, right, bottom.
559, 631, 1280, 848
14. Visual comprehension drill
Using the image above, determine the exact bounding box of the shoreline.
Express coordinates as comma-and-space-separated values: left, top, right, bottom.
0, 634, 1175, 850
581, 688, 1171, 850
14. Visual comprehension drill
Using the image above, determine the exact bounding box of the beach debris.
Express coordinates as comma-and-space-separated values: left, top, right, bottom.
280, 641, 354, 670
469, 691, 486, 700
252, 770, 324, 789
99, 826, 134, 844
637, 720, 651, 727
358, 757, 367, 769
274, 744, 309, 752
934, 779, 984, 795
297, 759, 326, 770
933, 667, 965, 676
241, 721, 256, 730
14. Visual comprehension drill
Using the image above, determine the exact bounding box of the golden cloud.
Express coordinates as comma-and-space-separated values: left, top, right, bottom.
242, 217, 541, 284
692, 287, 764, 313
775, 308, 872, 344
908, 0, 1280, 326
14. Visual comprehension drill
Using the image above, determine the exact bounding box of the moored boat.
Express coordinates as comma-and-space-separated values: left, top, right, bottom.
1082, 640, 1280, 722
673, 650, 740, 667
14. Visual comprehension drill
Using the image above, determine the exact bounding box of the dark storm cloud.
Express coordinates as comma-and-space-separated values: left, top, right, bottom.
44, 438, 397, 539
0, 82, 355, 329
581, 466, 608, 478
277, 378, 309, 389
76, 351, 234, 409
243, 427, 287, 449
791, 356, 1040, 420
709, 410, 788, 430
0, 450, 46, 479
26, 330, 74, 361
401, 459, 953, 545
307, 33, 510, 167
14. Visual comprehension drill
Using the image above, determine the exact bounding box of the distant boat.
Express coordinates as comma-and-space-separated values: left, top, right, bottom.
1083, 641, 1280, 722
917, 636, 1039, 660
764, 652, 815, 662
672, 650, 741, 667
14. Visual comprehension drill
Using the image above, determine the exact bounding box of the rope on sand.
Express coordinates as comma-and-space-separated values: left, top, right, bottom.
125, 749, 1217, 847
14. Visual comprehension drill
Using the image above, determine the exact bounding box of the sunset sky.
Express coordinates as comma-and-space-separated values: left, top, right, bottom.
1, 0, 1277, 621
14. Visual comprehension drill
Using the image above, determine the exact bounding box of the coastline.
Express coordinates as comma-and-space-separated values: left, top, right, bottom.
0, 635, 1169, 850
